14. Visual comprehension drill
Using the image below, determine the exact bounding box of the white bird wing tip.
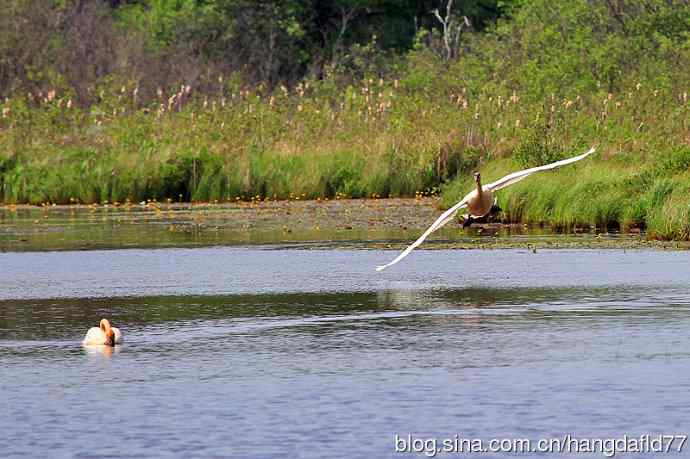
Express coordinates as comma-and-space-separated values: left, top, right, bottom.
375, 265, 387, 272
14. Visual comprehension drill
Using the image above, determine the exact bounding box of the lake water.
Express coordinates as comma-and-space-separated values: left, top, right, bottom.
2, 245, 690, 458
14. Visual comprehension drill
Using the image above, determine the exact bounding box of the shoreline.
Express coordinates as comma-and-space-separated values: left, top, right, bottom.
2, 197, 689, 252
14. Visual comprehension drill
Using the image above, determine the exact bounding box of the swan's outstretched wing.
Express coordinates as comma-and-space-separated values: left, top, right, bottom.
486, 146, 596, 192
376, 197, 469, 271
375, 146, 595, 272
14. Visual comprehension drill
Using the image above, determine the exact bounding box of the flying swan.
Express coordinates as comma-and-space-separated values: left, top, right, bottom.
83, 319, 123, 346
376, 146, 596, 271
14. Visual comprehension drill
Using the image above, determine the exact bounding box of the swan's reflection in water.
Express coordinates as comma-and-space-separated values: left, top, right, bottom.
83, 344, 121, 359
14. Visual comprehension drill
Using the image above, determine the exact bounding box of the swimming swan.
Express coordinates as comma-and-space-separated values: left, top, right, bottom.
83, 319, 122, 346
376, 146, 596, 271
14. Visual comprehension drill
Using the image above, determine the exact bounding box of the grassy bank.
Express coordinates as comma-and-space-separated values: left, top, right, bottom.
2, 75, 688, 237
0, 0, 688, 238
441, 145, 690, 240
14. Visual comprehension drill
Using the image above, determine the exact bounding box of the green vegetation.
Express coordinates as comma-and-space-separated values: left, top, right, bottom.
0, 0, 689, 239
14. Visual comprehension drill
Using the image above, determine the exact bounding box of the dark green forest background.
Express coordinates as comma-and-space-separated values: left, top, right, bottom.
1, 0, 508, 99
1, 0, 689, 237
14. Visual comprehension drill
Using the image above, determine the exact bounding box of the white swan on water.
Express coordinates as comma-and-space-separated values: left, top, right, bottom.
376, 146, 596, 271
83, 319, 122, 346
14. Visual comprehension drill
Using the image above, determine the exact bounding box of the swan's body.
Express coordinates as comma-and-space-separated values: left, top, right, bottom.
83, 319, 122, 346
376, 146, 596, 271
465, 180, 497, 218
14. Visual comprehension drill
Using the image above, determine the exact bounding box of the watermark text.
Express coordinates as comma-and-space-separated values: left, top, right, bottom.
394, 433, 687, 457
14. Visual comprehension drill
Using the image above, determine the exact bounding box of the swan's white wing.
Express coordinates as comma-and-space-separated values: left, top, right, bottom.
112, 327, 123, 344
376, 197, 469, 271
486, 146, 596, 192
376, 146, 595, 271
83, 327, 105, 345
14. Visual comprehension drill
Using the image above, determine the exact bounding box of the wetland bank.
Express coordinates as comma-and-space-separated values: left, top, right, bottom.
2, 1, 689, 241
2, 197, 687, 253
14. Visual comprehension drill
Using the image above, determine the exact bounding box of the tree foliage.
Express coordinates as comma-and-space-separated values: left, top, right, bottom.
0, 0, 509, 99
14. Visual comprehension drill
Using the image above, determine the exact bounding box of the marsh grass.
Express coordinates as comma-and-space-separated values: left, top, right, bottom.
440, 149, 690, 239
1, 75, 689, 239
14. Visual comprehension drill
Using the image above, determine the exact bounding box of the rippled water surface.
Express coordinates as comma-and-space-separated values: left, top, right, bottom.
2, 244, 690, 458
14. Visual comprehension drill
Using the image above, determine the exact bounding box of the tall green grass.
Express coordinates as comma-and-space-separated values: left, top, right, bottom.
441, 146, 690, 238
1, 74, 688, 238
2, 77, 686, 204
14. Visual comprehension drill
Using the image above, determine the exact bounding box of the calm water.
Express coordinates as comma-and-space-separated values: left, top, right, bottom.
1, 247, 690, 458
